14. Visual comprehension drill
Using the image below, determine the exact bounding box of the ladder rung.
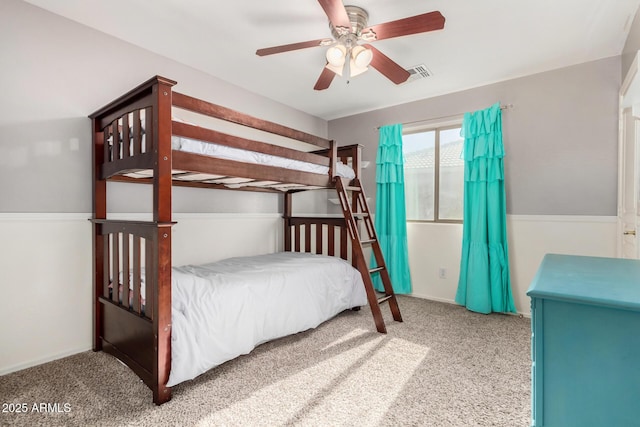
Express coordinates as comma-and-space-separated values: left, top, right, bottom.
360, 239, 376, 245
377, 295, 394, 305
345, 186, 362, 192
369, 266, 385, 274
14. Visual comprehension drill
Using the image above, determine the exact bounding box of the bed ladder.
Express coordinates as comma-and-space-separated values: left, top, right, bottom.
334, 177, 403, 333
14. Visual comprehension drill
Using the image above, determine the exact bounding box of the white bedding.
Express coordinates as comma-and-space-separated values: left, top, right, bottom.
171, 135, 356, 180
115, 131, 356, 184
166, 252, 367, 387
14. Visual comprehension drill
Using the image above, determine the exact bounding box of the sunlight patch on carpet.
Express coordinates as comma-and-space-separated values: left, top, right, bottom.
321, 328, 371, 351
195, 335, 428, 426
300, 338, 429, 425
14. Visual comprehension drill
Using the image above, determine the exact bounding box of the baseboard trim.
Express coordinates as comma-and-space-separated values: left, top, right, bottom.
0, 345, 92, 376
408, 293, 531, 318
408, 293, 456, 305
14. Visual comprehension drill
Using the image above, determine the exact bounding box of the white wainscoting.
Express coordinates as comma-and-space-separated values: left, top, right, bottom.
0, 213, 617, 375
0, 213, 93, 376
407, 215, 618, 315
0, 213, 282, 376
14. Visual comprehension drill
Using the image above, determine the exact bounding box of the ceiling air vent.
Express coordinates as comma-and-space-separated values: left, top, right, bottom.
404, 64, 432, 83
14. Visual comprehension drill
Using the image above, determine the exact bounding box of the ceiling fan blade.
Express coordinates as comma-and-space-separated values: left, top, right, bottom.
317, 0, 351, 30
314, 67, 336, 91
256, 38, 332, 56
361, 11, 445, 42
364, 44, 410, 85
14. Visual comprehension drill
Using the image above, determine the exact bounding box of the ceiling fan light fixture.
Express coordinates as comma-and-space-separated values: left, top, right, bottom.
325, 62, 344, 77
349, 61, 368, 78
351, 45, 373, 68
326, 44, 347, 67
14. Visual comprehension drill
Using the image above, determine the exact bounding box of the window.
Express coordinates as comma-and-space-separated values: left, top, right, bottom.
403, 124, 464, 222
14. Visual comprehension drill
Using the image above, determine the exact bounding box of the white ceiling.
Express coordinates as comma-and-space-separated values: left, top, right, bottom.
24, 0, 640, 120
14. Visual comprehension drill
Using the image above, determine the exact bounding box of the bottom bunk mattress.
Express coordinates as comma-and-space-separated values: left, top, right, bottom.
167, 252, 367, 386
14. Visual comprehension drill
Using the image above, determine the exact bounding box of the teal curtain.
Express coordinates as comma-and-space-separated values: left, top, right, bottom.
455, 103, 516, 314
372, 124, 412, 294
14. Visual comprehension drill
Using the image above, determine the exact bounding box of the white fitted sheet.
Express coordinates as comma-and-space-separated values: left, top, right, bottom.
166, 252, 367, 386
172, 135, 356, 179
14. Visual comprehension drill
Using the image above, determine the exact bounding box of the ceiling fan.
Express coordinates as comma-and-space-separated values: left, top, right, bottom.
255, 0, 445, 91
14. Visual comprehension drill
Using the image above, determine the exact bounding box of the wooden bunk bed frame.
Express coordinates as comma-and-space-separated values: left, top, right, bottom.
89, 76, 402, 404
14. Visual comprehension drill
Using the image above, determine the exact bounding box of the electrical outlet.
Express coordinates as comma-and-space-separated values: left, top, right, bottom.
438, 267, 446, 279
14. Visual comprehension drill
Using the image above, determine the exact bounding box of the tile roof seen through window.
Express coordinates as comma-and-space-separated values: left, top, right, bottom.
404, 140, 464, 169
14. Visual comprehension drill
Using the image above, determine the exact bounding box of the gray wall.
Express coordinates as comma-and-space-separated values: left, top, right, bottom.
0, 0, 327, 214
1, 0, 624, 217
328, 57, 620, 216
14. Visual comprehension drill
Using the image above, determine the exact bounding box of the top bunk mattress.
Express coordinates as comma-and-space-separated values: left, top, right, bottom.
173, 135, 355, 179
120, 134, 355, 190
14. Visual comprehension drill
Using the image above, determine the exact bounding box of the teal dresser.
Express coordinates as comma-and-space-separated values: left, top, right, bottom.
527, 254, 640, 427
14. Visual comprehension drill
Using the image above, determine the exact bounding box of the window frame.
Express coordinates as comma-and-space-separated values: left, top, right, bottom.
403, 122, 464, 224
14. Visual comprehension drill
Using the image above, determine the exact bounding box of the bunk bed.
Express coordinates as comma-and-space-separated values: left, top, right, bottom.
89, 76, 402, 404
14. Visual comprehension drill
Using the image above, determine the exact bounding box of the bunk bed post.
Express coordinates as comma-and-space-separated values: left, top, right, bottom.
151, 77, 176, 405
283, 192, 292, 252
91, 117, 106, 352
353, 144, 362, 180
328, 140, 337, 178
352, 145, 363, 266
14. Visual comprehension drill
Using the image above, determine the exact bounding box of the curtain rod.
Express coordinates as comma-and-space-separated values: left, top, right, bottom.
376, 103, 514, 130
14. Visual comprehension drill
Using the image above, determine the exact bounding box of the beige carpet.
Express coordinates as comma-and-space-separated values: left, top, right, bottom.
0, 296, 531, 426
